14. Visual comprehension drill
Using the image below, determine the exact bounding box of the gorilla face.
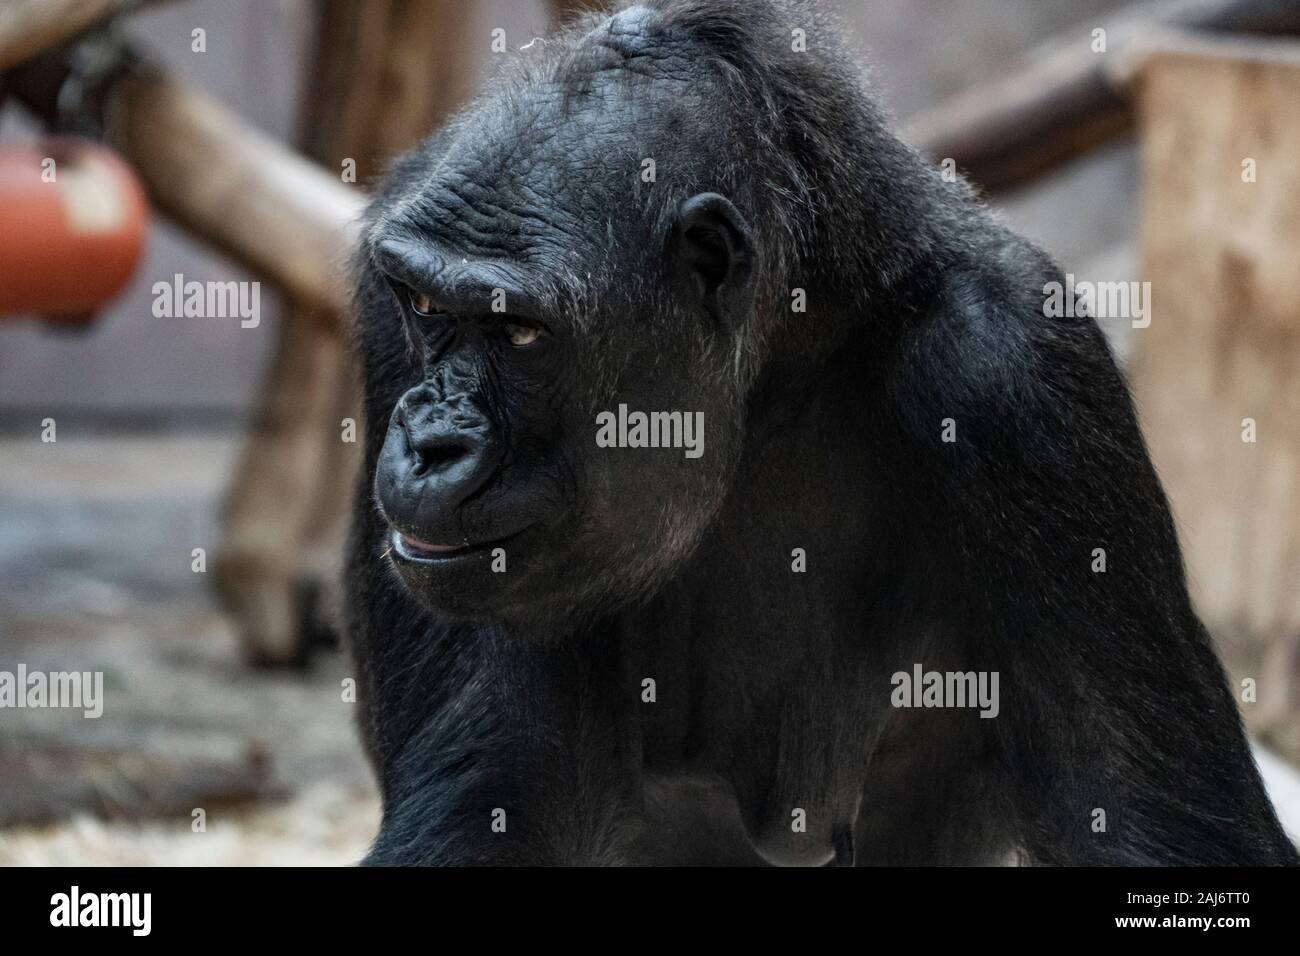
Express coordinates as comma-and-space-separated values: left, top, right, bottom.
359, 52, 758, 628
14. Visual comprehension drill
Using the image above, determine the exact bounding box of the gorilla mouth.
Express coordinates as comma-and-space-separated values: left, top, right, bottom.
388, 527, 526, 564
398, 532, 465, 555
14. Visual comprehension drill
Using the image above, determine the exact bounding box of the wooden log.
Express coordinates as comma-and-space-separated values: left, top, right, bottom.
108, 67, 366, 319
903, 0, 1300, 194
0, 744, 275, 827
0, 0, 168, 73
1127, 33, 1300, 762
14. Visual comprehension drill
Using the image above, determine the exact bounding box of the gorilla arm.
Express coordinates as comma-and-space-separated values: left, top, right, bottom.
889, 250, 1297, 866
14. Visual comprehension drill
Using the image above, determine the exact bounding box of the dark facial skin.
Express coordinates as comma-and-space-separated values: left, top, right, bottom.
360, 67, 752, 628
346, 0, 1299, 866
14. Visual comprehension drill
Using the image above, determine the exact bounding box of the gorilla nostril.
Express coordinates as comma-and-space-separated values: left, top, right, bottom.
413, 439, 472, 477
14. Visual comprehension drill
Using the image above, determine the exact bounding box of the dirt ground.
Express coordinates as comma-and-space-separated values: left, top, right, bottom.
0, 431, 378, 865
1, 430, 1297, 865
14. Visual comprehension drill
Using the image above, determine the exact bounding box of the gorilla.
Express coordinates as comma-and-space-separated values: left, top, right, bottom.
345, 0, 1298, 865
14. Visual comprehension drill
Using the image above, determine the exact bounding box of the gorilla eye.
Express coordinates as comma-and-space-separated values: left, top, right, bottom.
504, 321, 542, 347
408, 290, 437, 316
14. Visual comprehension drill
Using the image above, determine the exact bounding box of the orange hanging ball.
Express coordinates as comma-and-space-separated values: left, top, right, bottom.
0, 137, 150, 322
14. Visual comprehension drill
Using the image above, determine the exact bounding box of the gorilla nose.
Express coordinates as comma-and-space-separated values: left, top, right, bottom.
374, 387, 502, 533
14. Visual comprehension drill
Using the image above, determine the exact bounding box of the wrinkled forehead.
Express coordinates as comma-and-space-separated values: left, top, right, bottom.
377, 9, 703, 267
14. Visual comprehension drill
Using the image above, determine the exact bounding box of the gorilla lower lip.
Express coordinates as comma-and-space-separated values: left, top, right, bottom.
396, 532, 466, 556
389, 528, 526, 564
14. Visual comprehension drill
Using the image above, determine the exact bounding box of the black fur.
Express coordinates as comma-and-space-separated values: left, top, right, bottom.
345, 0, 1297, 865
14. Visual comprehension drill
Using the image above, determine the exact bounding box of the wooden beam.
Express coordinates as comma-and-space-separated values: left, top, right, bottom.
109, 67, 367, 318
903, 0, 1300, 194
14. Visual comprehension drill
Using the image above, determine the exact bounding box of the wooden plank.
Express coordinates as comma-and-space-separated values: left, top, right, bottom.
1128, 34, 1300, 760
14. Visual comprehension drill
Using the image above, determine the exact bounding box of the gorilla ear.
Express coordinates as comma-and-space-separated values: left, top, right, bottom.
674, 193, 756, 330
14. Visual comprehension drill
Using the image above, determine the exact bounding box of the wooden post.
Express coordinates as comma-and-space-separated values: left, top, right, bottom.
1127, 33, 1300, 760
213, 0, 483, 664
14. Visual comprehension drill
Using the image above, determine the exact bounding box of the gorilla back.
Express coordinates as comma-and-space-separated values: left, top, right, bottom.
346, 0, 1298, 865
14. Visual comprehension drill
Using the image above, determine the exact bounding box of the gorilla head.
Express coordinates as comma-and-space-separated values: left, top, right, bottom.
353, 4, 881, 628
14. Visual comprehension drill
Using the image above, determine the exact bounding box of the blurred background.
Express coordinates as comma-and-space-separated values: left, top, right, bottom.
0, 0, 1297, 864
